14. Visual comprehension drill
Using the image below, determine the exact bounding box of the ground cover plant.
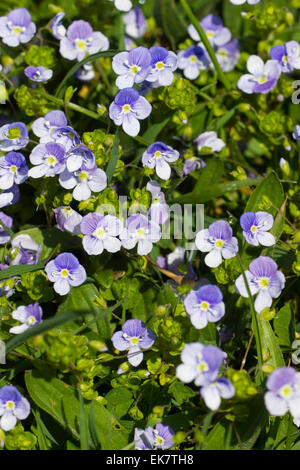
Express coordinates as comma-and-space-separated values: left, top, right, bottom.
0, 0, 299, 451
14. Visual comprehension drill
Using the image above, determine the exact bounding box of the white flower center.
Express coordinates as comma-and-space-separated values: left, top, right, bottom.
122, 104, 132, 114
27, 315, 37, 326
258, 277, 269, 289
155, 61, 164, 71
75, 39, 87, 51
46, 155, 57, 167
5, 400, 15, 411
279, 384, 292, 399
214, 239, 224, 249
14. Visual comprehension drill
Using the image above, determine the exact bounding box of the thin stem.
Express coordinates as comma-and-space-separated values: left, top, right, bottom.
179, 0, 232, 91
236, 253, 263, 380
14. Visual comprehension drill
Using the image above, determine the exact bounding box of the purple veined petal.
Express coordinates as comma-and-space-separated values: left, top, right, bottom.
155, 158, 171, 180
240, 212, 257, 232
73, 182, 91, 201
88, 168, 107, 193
81, 212, 104, 235
256, 231, 275, 246
203, 345, 226, 372
195, 229, 212, 252
255, 211, 274, 231
249, 256, 278, 278
187, 24, 200, 42
54, 278, 70, 295
28, 165, 47, 178
111, 330, 130, 351
264, 391, 288, 416
214, 27, 231, 47
266, 367, 295, 391
14, 397, 30, 420
137, 238, 153, 256
103, 236, 122, 253
268, 271, 285, 298
59, 169, 77, 189
208, 220, 232, 241
206, 302, 225, 323
116, 73, 135, 89
270, 44, 284, 63
190, 311, 208, 329
247, 55, 264, 76
158, 69, 174, 86
132, 96, 152, 120
122, 114, 140, 137
216, 377, 235, 399
9, 323, 29, 334
66, 154, 83, 172
146, 180, 161, 197
68, 265, 86, 287
59, 38, 77, 60
112, 51, 130, 74
254, 290, 272, 314
44, 260, 57, 282
0, 173, 14, 190
139, 329, 156, 350
235, 271, 258, 297
0, 412, 17, 431
204, 249, 222, 268
82, 235, 104, 255
176, 363, 198, 383
221, 237, 238, 259
264, 60, 281, 81
128, 347, 143, 367
89, 31, 109, 54
237, 74, 257, 94
12, 306, 28, 322
200, 383, 221, 411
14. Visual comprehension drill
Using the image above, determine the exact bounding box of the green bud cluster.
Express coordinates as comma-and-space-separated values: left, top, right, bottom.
227, 369, 257, 400
257, 110, 293, 137
24, 45, 57, 69
245, 3, 288, 31
82, 129, 123, 167
4, 424, 37, 450
159, 76, 197, 113
14, 85, 55, 117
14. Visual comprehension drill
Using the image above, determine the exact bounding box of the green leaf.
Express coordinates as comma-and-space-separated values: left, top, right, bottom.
106, 129, 120, 185
105, 387, 134, 419
273, 303, 295, 348
55, 50, 119, 98
258, 319, 285, 369
142, 117, 170, 144
0, 263, 44, 280
223, 1, 243, 37
25, 370, 130, 450
78, 389, 89, 450
245, 172, 284, 217
56, 283, 111, 339
154, 0, 187, 47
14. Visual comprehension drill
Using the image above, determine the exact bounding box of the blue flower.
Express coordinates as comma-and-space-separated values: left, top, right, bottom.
0, 152, 28, 189
184, 283, 225, 329
146, 46, 178, 87
9, 303, 43, 334
0, 385, 30, 431
45, 252, 86, 296
24, 65, 53, 82
240, 211, 275, 247
0, 122, 28, 152
134, 423, 174, 450
112, 47, 152, 89
0, 8, 36, 47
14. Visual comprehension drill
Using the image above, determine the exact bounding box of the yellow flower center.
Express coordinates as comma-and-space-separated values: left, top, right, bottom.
258, 76, 268, 84
95, 227, 105, 239
189, 55, 197, 63
130, 337, 139, 345
47, 155, 57, 167
200, 301, 210, 310
130, 65, 141, 75
155, 436, 165, 446
250, 225, 258, 233
27, 315, 37, 326
136, 228, 145, 238
154, 151, 162, 158
198, 361, 208, 372
259, 277, 269, 289
122, 104, 131, 114
76, 40, 86, 51
12, 26, 21, 35
279, 385, 292, 399
155, 61, 164, 70
79, 171, 88, 181
10, 165, 17, 173
6, 401, 15, 410
61, 268, 69, 278
217, 48, 228, 58
207, 31, 214, 39
215, 239, 224, 249
282, 55, 288, 65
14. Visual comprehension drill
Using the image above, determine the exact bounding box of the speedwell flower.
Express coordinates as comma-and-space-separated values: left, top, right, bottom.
81, 213, 123, 255
111, 319, 156, 366
146, 46, 178, 87
24, 65, 53, 82
0, 8, 36, 47
60, 20, 109, 61
188, 14, 231, 47
112, 47, 152, 89
0, 152, 28, 190
54, 206, 82, 235
200, 377, 235, 411
142, 142, 179, 180
134, 424, 174, 450
270, 41, 300, 73
32, 110, 68, 143
184, 284, 225, 329
28, 142, 66, 178
0, 385, 30, 431
120, 213, 161, 255
59, 163, 107, 201
237, 55, 281, 94
264, 367, 300, 420
0, 212, 13, 245
194, 131, 225, 153
177, 45, 209, 80
146, 181, 168, 225
45, 252, 86, 295
240, 211, 275, 247
235, 256, 285, 313
109, 88, 152, 137
123, 7, 147, 39
10, 234, 42, 265
0, 186, 20, 209
0, 122, 28, 152
109, 0, 132, 11
49, 12, 66, 40
176, 342, 227, 387
183, 156, 206, 175
195, 220, 238, 268
9, 303, 43, 334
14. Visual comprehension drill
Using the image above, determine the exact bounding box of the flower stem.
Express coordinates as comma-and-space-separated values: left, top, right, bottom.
179, 0, 232, 91
236, 253, 264, 381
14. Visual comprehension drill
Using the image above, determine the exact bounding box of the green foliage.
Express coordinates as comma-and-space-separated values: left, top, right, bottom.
24, 45, 57, 69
